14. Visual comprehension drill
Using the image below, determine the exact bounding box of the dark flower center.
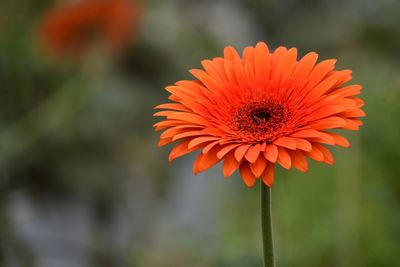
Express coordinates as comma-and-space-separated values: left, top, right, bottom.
231, 100, 291, 141
252, 110, 272, 124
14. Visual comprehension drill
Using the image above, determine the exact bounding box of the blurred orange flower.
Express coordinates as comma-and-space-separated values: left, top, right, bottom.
154, 42, 365, 187
39, 0, 141, 56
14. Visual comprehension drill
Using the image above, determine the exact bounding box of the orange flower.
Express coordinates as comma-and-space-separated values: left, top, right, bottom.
39, 0, 140, 56
154, 42, 365, 187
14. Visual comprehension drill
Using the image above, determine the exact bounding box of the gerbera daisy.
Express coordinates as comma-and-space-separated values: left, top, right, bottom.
154, 42, 364, 188
39, 0, 140, 56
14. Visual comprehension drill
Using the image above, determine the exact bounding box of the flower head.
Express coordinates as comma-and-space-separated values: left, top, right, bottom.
39, 0, 140, 56
154, 42, 365, 187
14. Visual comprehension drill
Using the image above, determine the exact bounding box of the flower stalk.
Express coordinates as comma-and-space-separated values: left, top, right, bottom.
261, 181, 275, 267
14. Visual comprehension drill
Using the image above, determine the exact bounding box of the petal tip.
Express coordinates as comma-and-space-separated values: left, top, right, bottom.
263, 180, 273, 187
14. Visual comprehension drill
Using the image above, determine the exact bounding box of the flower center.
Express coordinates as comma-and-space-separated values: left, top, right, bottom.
231, 100, 291, 142
252, 110, 272, 124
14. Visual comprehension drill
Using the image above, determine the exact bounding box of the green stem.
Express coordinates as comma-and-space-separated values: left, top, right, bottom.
261, 181, 275, 267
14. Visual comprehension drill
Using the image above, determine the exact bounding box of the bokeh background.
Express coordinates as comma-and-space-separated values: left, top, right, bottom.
1, 0, 400, 266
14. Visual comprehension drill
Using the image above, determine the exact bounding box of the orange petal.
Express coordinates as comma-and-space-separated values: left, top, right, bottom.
154, 103, 190, 112
153, 110, 175, 117
172, 130, 206, 141
234, 144, 251, 162
277, 147, 292, 169
308, 116, 347, 130
234, 58, 247, 86
245, 143, 261, 163
353, 98, 364, 108
340, 109, 366, 118
192, 152, 203, 174
193, 147, 221, 174
328, 132, 350, 148
202, 140, 220, 154
243, 46, 256, 83
243, 46, 255, 62
261, 163, 275, 187
240, 163, 257, 187
217, 143, 241, 159
274, 137, 297, 150
328, 70, 353, 90
292, 52, 318, 80
289, 150, 308, 172
307, 105, 345, 121
309, 131, 335, 145
255, 42, 271, 83
190, 69, 224, 93
264, 143, 278, 163
224, 60, 237, 84
305, 59, 337, 89
270, 47, 288, 79
169, 140, 196, 162
314, 144, 334, 165
334, 85, 362, 98
340, 119, 362, 130
166, 85, 198, 100
260, 142, 266, 151
160, 126, 200, 139
244, 60, 256, 84
153, 120, 183, 131
290, 129, 321, 138
276, 47, 298, 82
168, 94, 180, 102
307, 76, 340, 99
224, 46, 241, 63
168, 140, 190, 162
188, 136, 219, 149
222, 151, 241, 177
293, 138, 312, 151
305, 144, 325, 162
201, 59, 227, 84
158, 137, 173, 147
250, 155, 267, 177
166, 112, 208, 126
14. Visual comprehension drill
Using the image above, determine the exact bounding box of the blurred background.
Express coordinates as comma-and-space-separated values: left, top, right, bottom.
0, 0, 399, 266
